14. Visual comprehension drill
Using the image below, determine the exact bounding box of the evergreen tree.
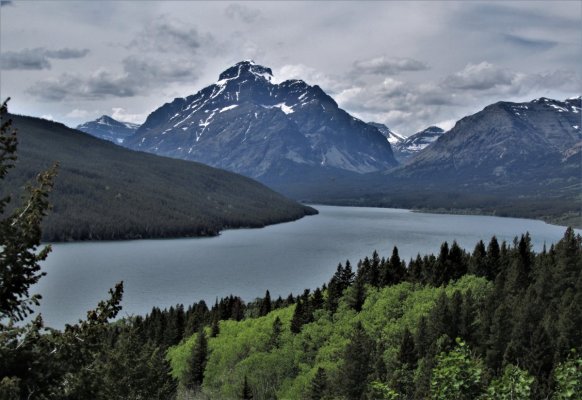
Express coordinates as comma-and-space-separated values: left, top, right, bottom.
210, 319, 220, 337
469, 240, 488, 278
242, 376, 253, 399
268, 316, 282, 350
348, 276, 366, 312
259, 290, 272, 316
185, 328, 208, 389
486, 236, 501, 279
392, 327, 417, 397
339, 322, 372, 399
290, 299, 304, 334
0, 99, 57, 321
308, 367, 328, 400
311, 287, 324, 311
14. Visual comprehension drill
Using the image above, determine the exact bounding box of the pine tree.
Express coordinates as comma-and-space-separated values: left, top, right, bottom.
311, 287, 324, 311
339, 322, 372, 399
469, 240, 488, 278
259, 290, 272, 316
392, 327, 418, 397
210, 319, 220, 337
0, 99, 58, 321
268, 316, 282, 350
348, 276, 366, 312
308, 367, 328, 400
290, 299, 304, 334
486, 236, 501, 279
185, 328, 208, 389
242, 376, 253, 399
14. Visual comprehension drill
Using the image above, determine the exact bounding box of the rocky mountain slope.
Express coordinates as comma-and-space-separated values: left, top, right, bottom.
124, 61, 397, 191
76, 115, 140, 144
398, 97, 581, 184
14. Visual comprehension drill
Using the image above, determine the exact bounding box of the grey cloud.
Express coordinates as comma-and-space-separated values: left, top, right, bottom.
0, 47, 89, 70
1, 49, 50, 70
27, 72, 137, 101
129, 17, 212, 53
0, 1, 13, 6
224, 4, 262, 23
502, 34, 558, 51
456, 3, 580, 32
27, 55, 201, 101
442, 62, 517, 91
353, 56, 428, 75
44, 48, 90, 59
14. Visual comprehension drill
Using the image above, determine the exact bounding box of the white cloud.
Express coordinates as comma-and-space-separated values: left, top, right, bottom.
66, 108, 97, 119
442, 62, 518, 91
111, 107, 146, 124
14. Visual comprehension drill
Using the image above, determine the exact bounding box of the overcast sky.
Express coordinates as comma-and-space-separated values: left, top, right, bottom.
1, 1, 580, 135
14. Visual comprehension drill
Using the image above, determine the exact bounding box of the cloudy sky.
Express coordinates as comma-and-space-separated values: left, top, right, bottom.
1, 1, 580, 135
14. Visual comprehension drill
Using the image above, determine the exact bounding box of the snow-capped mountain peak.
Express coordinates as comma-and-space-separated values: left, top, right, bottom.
217, 60, 273, 83
367, 122, 405, 145
124, 61, 397, 183
77, 115, 140, 144
391, 126, 445, 162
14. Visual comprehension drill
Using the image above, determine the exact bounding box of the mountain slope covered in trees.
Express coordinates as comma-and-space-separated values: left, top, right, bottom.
164, 229, 581, 399
2, 114, 316, 241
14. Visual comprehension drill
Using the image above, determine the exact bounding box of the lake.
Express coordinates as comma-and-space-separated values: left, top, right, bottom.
35, 205, 576, 328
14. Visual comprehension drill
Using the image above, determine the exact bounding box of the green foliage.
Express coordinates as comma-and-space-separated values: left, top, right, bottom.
552, 354, 582, 400
370, 381, 400, 400
430, 338, 485, 400
483, 364, 534, 400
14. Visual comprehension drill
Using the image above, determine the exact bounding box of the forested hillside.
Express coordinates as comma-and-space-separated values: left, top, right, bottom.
160, 228, 581, 399
1, 114, 316, 241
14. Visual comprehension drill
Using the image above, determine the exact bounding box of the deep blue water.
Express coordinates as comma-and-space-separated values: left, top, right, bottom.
35, 205, 576, 328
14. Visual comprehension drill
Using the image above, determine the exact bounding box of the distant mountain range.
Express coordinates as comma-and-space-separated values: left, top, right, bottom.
398, 97, 581, 184
122, 61, 397, 189
72, 60, 581, 226
76, 115, 140, 144
3, 114, 315, 241
326, 96, 581, 226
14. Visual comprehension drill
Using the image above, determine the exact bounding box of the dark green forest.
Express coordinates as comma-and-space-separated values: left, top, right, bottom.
1, 101, 581, 399
1, 113, 316, 242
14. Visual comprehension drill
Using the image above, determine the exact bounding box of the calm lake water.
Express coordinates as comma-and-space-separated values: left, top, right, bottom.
35, 205, 576, 328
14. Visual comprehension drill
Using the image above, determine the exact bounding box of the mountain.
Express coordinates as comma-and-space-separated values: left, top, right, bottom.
76, 115, 140, 144
320, 97, 581, 226
398, 97, 581, 183
3, 114, 316, 241
367, 122, 405, 145
124, 61, 397, 193
393, 126, 444, 162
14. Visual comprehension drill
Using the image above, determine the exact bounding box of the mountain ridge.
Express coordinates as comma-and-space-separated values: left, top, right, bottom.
3, 113, 316, 241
